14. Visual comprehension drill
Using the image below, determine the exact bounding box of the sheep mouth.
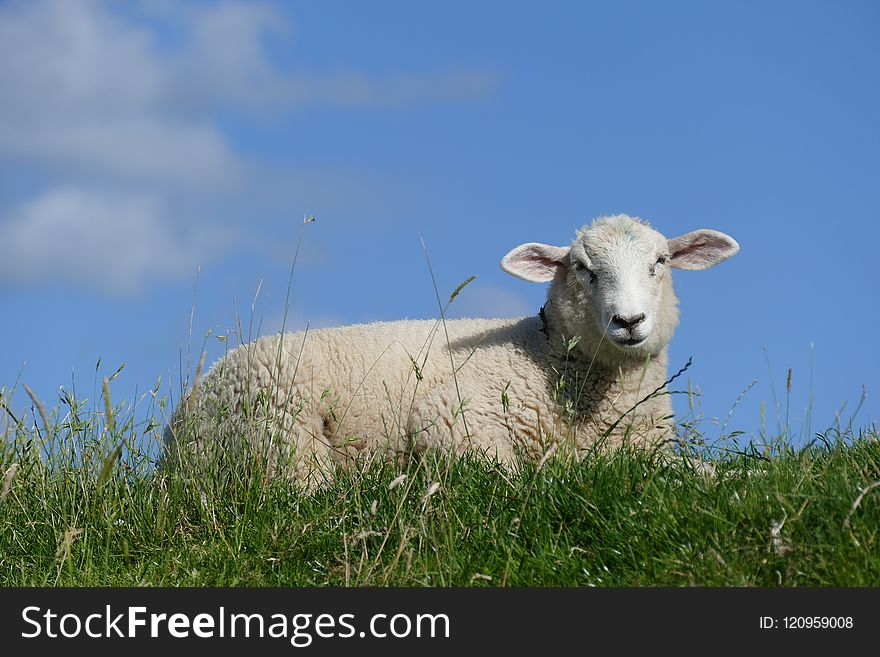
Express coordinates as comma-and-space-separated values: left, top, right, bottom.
610, 335, 647, 348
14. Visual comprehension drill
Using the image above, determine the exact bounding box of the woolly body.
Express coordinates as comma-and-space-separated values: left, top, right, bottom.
168, 215, 738, 482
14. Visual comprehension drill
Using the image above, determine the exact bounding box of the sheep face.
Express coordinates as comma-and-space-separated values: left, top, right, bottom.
501, 214, 739, 358
568, 217, 672, 353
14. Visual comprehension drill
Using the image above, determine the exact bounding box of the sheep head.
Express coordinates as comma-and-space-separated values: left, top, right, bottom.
501, 214, 739, 360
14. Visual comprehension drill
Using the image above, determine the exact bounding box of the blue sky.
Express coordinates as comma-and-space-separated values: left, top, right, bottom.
1, 0, 877, 448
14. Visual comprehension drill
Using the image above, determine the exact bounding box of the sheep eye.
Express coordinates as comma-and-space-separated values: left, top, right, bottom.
574, 261, 597, 283
650, 254, 668, 277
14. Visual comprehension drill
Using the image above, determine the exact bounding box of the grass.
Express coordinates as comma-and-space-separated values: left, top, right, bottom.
1, 381, 878, 586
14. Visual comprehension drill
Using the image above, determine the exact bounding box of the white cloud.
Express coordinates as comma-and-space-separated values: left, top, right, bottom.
149, 2, 497, 110
0, 119, 244, 191
0, 0, 495, 185
0, 187, 222, 295
0, 0, 265, 188
0, 1, 165, 119
0, 0, 497, 295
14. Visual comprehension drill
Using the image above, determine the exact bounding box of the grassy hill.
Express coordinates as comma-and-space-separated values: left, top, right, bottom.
2, 383, 877, 586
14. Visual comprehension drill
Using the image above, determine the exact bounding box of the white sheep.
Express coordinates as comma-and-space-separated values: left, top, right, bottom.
165, 214, 739, 483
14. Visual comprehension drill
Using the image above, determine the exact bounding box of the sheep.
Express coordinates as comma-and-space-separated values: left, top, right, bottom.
164, 214, 739, 484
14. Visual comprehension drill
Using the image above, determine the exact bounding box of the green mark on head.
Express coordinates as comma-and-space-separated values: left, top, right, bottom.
622, 226, 638, 243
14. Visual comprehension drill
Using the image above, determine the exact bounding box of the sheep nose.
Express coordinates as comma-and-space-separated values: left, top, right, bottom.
612, 313, 646, 331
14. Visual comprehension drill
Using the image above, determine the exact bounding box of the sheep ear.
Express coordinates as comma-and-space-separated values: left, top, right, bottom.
501, 243, 570, 283
667, 229, 739, 271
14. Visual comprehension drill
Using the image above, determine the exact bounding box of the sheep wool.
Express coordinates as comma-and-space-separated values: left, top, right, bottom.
165, 214, 739, 483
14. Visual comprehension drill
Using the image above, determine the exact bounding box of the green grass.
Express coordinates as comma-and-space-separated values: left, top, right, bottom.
1, 382, 878, 586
